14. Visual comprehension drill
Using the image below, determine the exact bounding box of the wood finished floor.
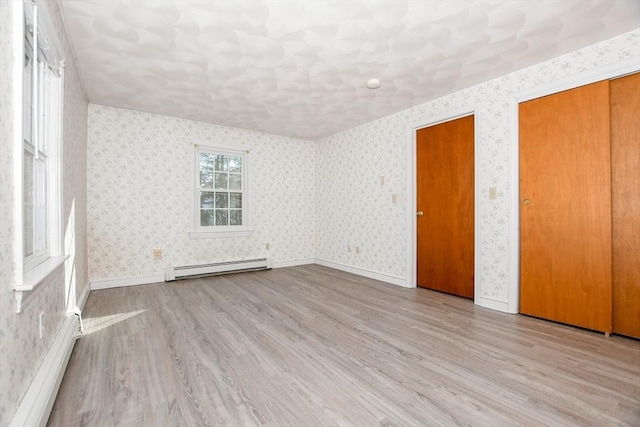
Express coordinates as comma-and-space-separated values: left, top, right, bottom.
48, 265, 640, 426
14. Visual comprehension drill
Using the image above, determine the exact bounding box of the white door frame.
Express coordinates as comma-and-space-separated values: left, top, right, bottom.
506, 57, 640, 314
406, 108, 481, 304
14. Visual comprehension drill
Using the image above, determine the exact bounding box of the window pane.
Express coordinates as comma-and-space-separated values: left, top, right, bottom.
214, 155, 228, 172
200, 171, 213, 188
229, 173, 241, 190
200, 192, 215, 209
215, 172, 228, 189
199, 153, 214, 188
24, 150, 34, 204
229, 193, 242, 208
215, 209, 228, 226
229, 156, 242, 173
215, 192, 228, 208
34, 158, 47, 253
230, 209, 242, 226
23, 46, 33, 145
200, 209, 215, 226
200, 153, 214, 171
38, 63, 49, 154
24, 150, 34, 257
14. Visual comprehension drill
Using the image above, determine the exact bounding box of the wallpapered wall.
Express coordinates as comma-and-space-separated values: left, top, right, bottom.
0, 0, 88, 424
316, 29, 640, 305
87, 29, 640, 295
87, 105, 315, 282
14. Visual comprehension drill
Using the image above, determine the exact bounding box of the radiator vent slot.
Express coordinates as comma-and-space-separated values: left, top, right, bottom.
165, 258, 272, 281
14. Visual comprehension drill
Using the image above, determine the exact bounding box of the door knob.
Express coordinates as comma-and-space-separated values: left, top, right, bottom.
416, 211, 424, 217
523, 199, 531, 205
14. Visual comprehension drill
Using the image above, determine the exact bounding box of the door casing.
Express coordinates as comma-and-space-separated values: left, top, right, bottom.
408, 108, 480, 304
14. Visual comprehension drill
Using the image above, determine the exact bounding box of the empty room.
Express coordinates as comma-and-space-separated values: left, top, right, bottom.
1, 0, 639, 426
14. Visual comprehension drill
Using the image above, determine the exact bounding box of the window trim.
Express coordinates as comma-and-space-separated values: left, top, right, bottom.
190, 144, 253, 239
13, 0, 65, 312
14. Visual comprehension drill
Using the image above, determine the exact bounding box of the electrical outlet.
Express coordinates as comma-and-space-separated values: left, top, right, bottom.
153, 249, 163, 260
347, 245, 352, 252
355, 246, 361, 255
39, 312, 45, 339
489, 186, 497, 200
379, 176, 385, 186
265, 242, 270, 250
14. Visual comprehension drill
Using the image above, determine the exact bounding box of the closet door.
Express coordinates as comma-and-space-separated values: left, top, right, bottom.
611, 72, 640, 338
519, 81, 612, 333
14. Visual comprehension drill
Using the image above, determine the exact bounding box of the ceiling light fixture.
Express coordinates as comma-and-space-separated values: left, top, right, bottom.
366, 78, 381, 89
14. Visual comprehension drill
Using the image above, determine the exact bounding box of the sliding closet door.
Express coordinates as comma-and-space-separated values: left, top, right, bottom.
519, 81, 612, 333
611, 72, 640, 339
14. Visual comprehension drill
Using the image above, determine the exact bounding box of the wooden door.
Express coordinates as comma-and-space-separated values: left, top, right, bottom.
611, 72, 640, 338
416, 115, 474, 299
519, 81, 612, 333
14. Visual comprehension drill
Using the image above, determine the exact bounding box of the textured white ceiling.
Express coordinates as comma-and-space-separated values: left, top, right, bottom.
59, 0, 640, 140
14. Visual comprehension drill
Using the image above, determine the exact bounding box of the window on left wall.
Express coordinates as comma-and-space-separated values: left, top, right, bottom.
20, 0, 65, 277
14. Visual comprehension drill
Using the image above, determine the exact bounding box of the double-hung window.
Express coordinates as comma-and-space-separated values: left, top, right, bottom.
192, 145, 251, 237
20, 0, 64, 282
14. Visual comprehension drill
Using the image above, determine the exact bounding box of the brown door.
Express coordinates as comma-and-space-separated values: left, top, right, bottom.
416, 115, 474, 298
611, 72, 640, 339
519, 81, 612, 333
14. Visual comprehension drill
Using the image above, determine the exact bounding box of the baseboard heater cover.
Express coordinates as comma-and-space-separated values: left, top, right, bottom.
165, 258, 272, 281
10, 314, 79, 427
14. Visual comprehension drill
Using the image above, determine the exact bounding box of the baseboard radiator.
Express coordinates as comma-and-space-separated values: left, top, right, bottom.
164, 258, 272, 281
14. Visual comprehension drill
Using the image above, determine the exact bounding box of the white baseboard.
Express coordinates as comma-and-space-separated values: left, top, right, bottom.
272, 258, 315, 269
89, 259, 407, 290
314, 259, 408, 287
89, 260, 318, 290
76, 282, 91, 310
10, 314, 79, 427
476, 296, 511, 313
90, 274, 164, 290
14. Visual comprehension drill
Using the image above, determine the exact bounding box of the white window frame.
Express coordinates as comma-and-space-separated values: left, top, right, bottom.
190, 144, 252, 238
14, 0, 66, 312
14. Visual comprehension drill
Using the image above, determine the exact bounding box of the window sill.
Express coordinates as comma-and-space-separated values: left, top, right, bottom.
189, 230, 253, 239
14, 255, 69, 313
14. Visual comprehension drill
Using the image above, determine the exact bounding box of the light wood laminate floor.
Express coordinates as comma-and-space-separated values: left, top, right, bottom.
48, 265, 640, 426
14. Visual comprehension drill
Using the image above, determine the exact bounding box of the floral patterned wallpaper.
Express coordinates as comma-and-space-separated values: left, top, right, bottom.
316, 29, 640, 304
0, 0, 88, 424
0, 1, 18, 420
88, 29, 639, 300
315, 126, 408, 279
87, 105, 315, 282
